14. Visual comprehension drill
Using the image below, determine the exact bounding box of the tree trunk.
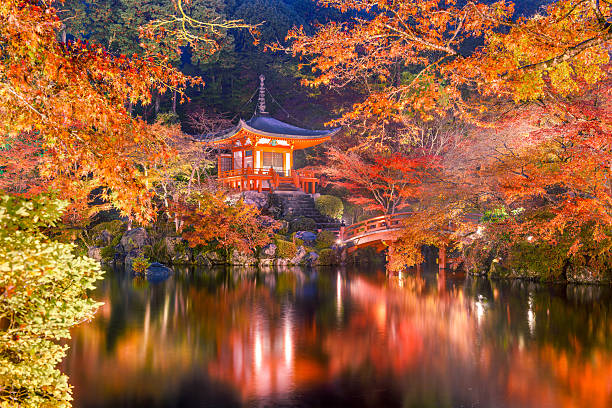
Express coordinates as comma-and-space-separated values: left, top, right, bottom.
172, 91, 177, 114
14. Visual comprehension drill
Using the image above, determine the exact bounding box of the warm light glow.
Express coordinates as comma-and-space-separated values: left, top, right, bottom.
475, 295, 486, 325
254, 328, 262, 371
336, 272, 343, 323
527, 294, 536, 335
284, 312, 293, 366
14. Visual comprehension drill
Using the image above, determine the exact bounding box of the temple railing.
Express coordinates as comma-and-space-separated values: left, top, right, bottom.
217, 167, 319, 193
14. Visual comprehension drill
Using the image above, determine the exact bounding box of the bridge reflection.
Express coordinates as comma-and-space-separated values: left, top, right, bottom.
64, 266, 612, 408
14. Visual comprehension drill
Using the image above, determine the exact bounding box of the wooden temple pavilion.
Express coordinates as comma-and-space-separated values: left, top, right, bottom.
205, 75, 340, 193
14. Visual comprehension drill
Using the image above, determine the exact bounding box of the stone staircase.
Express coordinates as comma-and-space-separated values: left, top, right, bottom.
272, 191, 342, 231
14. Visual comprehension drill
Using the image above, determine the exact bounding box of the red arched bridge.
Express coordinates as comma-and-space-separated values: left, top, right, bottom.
339, 212, 412, 250
338, 212, 450, 269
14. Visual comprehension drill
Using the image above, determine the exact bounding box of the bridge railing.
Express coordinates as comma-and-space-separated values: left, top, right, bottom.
341, 212, 413, 242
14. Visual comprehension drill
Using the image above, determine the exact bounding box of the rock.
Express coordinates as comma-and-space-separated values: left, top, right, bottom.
206, 251, 225, 264
94, 230, 113, 246
119, 227, 150, 254
87, 247, 103, 262
195, 253, 213, 267
305, 251, 319, 265
163, 236, 181, 256
230, 250, 257, 266
567, 265, 603, 284
260, 243, 277, 258
259, 257, 274, 266
266, 205, 283, 218
146, 262, 173, 282
295, 231, 317, 242
290, 246, 308, 265
241, 191, 269, 209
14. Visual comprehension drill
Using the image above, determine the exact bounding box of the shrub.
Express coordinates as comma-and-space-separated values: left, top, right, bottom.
315, 195, 344, 220
289, 216, 316, 232
316, 230, 337, 250
274, 233, 288, 241
90, 219, 126, 246
100, 245, 115, 260
276, 220, 289, 235
318, 248, 338, 265
0, 196, 103, 406
132, 254, 151, 276
276, 239, 298, 259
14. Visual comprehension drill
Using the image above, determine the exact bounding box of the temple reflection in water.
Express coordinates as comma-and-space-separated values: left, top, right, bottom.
64, 266, 612, 408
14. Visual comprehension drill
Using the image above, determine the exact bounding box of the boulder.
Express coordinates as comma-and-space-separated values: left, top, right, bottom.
305, 251, 319, 265
241, 191, 269, 209
295, 231, 317, 242
230, 250, 257, 266
163, 236, 181, 256
94, 230, 113, 246
87, 247, 103, 262
195, 253, 213, 268
290, 246, 308, 265
260, 243, 277, 258
119, 228, 150, 254
206, 251, 225, 264
146, 262, 173, 282
259, 257, 274, 266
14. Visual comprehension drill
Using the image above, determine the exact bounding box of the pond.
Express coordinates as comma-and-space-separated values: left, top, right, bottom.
63, 265, 612, 407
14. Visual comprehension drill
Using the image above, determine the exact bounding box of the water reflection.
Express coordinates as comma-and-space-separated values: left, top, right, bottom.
64, 265, 612, 407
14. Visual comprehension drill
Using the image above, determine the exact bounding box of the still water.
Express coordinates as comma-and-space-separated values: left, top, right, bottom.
63, 265, 612, 408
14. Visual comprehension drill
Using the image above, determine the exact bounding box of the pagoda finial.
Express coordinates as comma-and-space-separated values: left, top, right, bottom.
258, 74, 267, 114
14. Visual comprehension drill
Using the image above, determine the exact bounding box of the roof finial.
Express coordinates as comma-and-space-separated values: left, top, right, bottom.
258, 74, 267, 114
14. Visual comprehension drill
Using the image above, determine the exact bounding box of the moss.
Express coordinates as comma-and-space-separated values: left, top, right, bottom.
318, 248, 338, 265
315, 195, 344, 220
274, 233, 288, 241
275, 239, 297, 259
315, 230, 336, 250
289, 216, 316, 232
100, 245, 115, 260
100, 234, 122, 261
90, 220, 125, 245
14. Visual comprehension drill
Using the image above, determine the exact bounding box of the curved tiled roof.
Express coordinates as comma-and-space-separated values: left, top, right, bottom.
203, 114, 340, 143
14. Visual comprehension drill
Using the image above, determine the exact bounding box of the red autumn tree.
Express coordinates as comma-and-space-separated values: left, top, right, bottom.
173, 191, 279, 259
326, 147, 434, 214
287, 0, 612, 267
0, 0, 254, 223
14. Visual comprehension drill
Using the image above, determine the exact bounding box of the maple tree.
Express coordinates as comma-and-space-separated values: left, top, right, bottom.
0, 0, 258, 224
287, 0, 610, 129
287, 0, 612, 271
325, 147, 433, 215
173, 191, 278, 259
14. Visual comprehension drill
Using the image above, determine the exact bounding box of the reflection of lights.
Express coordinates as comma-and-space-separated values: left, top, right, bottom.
336, 272, 343, 323
375, 301, 387, 332
398, 271, 403, 288
254, 328, 262, 371
284, 311, 293, 366
527, 294, 536, 335
475, 295, 487, 325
